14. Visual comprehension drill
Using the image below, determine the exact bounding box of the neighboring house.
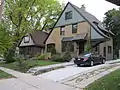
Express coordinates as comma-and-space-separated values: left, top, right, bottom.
106, 0, 120, 6
19, 31, 48, 57
44, 2, 114, 60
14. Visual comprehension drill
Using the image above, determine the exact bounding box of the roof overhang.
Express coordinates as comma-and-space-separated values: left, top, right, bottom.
106, 0, 120, 6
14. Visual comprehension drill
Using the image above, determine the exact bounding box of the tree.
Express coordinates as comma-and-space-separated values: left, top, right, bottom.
104, 8, 120, 58
3, 0, 63, 61
0, 22, 12, 57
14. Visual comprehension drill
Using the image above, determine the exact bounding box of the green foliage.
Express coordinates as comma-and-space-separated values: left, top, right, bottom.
0, 70, 13, 79
84, 40, 92, 52
0, 60, 59, 73
104, 8, 120, 58
35, 54, 46, 60
85, 69, 120, 90
0, 23, 12, 55
50, 47, 56, 55
51, 52, 71, 62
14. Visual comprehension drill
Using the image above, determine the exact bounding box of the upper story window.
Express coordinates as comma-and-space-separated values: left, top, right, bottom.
65, 11, 72, 20
60, 26, 65, 35
72, 23, 78, 33
24, 35, 30, 43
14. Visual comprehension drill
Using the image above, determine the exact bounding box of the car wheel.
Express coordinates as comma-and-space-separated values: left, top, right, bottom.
90, 61, 94, 67
102, 59, 106, 64
77, 64, 81, 67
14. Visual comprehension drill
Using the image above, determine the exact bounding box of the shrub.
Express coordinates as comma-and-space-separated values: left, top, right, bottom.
35, 54, 46, 60
62, 52, 71, 62
14, 55, 29, 72
51, 52, 71, 62
50, 47, 56, 55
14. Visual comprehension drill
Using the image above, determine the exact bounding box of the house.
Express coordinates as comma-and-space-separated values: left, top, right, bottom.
19, 31, 48, 57
106, 0, 120, 6
44, 2, 114, 60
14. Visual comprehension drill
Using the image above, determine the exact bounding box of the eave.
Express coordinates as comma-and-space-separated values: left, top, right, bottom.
106, 0, 120, 6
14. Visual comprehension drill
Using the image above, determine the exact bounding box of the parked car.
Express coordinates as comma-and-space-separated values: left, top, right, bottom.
74, 53, 106, 67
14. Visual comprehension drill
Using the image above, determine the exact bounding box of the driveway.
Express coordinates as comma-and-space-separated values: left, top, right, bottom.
38, 64, 109, 82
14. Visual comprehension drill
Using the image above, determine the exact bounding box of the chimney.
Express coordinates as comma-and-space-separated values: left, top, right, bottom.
81, 4, 86, 11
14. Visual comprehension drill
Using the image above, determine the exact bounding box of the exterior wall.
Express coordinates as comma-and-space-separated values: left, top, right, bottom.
55, 4, 85, 27
99, 38, 113, 60
46, 21, 91, 53
19, 35, 35, 47
19, 46, 43, 57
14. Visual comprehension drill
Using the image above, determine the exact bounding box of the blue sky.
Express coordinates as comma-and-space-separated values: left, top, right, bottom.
59, 0, 119, 21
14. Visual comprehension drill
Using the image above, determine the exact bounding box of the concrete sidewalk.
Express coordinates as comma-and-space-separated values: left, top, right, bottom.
0, 67, 79, 90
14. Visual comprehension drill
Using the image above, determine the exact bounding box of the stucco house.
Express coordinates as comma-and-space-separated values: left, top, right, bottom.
44, 2, 114, 60
19, 31, 48, 57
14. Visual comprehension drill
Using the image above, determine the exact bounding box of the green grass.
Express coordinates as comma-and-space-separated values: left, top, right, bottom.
0, 70, 13, 79
85, 69, 120, 90
0, 60, 59, 73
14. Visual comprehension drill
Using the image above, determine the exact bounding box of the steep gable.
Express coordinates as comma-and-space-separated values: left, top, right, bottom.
19, 35, 35, 47
55, 3, 85, 27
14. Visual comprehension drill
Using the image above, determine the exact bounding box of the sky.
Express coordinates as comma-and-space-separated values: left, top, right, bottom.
58, 0, 119, 21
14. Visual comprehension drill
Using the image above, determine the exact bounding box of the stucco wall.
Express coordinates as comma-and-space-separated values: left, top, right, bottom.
19, 35, 35, 47
46, 21, 90, 53
99, 38, 113, 60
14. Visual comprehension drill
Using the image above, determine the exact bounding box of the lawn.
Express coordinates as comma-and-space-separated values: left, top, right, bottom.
85, 69, 120, 90
0, 60, 59, 73
0, 70, 13, 79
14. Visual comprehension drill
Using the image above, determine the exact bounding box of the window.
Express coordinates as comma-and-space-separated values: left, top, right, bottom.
72, 23, 78, 33
108, 46, 112, 53
24, 35, 30, 43
60, 26, 65, 35
65, 11, 72, 20
62, 42, 74, 52
47, 44, 55, 52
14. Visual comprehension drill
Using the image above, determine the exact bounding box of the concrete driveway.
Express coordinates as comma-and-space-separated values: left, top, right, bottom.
38, 64, 109, 82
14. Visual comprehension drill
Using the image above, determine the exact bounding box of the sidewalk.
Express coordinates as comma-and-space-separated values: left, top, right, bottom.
0, 67, 79, 90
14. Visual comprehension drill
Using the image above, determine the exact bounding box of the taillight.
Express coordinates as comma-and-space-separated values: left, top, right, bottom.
83, 58, 88, 61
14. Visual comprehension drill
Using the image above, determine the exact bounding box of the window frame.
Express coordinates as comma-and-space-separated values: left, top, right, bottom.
24, 35, 30, 43
60, 26, 65, 36
72, 23, 78, 33
65, 11, 72, 20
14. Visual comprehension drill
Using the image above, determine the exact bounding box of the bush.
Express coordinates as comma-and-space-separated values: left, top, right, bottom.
14, 55, 29, 72
62, 52, 71, 62
35, 54, 46, 60
51, 47, 56, 55
5, 49, 15, 63
51, 52, 71, 62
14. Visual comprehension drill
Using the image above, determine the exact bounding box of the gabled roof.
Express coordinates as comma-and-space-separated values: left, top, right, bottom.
19, 31, 48, 47
30, 31, 48, 47
44, 2, 114, 43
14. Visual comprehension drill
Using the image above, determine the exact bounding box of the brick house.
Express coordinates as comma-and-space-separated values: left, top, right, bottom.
44, 2, 114, 60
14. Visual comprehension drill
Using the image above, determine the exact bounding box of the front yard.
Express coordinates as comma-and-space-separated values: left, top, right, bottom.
0, 60, 59, 73
0, 70, 13, 79
85, 69, 120, 90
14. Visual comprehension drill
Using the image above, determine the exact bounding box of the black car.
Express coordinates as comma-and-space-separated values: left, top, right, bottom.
74, 53, 106, 67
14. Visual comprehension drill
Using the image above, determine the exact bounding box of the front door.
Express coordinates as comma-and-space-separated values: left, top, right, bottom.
78, 41, 84, 55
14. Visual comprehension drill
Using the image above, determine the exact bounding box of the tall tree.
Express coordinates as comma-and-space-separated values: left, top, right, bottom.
2, 0, 63, 61
104, 8, 120, 58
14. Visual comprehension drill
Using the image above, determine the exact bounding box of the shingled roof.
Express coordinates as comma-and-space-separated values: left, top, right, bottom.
70, 3, 114, 38
30, 31, 48, 47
